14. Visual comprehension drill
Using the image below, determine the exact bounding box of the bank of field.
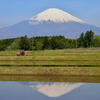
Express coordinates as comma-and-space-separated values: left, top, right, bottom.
1, 75, 100, 83
0, 67, 100, 76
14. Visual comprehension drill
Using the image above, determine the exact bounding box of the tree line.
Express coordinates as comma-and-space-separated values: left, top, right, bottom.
0, 30, 100, 51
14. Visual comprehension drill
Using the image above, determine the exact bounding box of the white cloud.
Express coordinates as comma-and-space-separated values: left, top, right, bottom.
29, 21, 40, 25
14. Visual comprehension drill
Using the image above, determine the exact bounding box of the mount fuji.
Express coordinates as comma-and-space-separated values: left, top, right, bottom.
0, 8, 100, 39
20, 82, 84, 97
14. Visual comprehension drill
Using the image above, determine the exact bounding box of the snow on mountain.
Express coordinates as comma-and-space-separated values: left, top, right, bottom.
0, 8, 100, 39
20, 82, 84, 97
29, 8, 86, 24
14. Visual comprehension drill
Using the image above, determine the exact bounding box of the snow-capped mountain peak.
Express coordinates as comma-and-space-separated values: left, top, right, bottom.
29, 8, 86, 24
1, 8, 100, 39
27, 82, 84, 97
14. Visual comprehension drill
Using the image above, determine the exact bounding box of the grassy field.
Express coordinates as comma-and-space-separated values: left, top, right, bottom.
0, 49, 100, 77
0, 50, 100, 65
0, 50, 100, 61
0, 60, 100, 66
0, 66, 100, 76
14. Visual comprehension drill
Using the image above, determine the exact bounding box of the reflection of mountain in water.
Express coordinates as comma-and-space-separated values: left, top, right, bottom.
20, 82, 84, 97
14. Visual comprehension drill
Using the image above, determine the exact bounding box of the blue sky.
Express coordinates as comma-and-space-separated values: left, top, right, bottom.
0, 0, 100, 28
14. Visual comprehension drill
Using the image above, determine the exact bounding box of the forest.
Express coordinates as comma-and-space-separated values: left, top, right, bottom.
0, 30, 100, 51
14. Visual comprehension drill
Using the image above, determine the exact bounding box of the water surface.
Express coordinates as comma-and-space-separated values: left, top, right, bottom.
0, 81, 100, 100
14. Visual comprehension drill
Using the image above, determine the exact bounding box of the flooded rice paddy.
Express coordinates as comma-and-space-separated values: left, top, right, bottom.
0, 81, 100, 100
0, 62, 100, 100
0, 50, 100, 100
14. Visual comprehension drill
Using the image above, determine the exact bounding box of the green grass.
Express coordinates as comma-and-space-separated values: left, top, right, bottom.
0, 66, 100, 76
0, 50, 100, 65
0, 50, 100, 56
0, 60, 100, 66
0, 50, 100, 77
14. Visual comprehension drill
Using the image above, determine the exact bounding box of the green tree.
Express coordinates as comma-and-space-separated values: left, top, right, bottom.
51, 36, 57, 50
84, 30, 94, 47
42, 36, 49, 49
19, 35, 29, 50
0, 45, 6, 51
93, 35, 100, 47
36, 42, 43, 50
67, 39, 73, 48
28, 37, 36, 50
10, 39, 20, 50
78, 32, 84, 47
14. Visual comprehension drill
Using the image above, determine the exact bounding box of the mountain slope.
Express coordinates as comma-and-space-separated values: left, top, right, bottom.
0, 8, 100, 39
29, 8, 86, 24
